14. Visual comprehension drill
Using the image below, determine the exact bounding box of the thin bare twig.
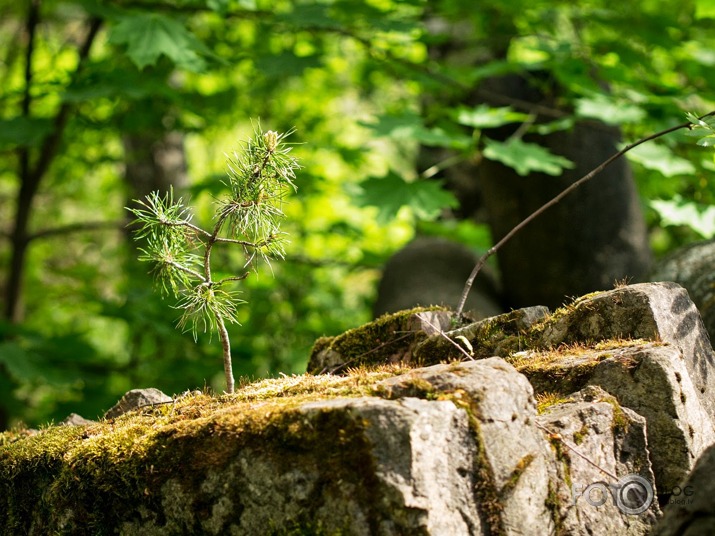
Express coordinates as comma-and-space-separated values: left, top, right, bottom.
419, 316, 474, 361
534, 421, 619, 481
456, 111, 715, 316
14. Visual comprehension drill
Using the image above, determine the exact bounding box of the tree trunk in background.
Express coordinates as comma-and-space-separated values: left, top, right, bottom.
480, 124, 651, 310
420, 8, 652, 311
122, 130, 188, 208
472, 74, 651, 309
120, 128, 189, 385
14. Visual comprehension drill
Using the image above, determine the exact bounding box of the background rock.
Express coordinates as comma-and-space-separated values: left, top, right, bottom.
651, 238, 715, 344
372, 236, 503, 320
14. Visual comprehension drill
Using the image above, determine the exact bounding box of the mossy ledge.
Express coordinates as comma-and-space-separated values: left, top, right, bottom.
306, 306, 449, 374
2, 282, 709, 535
0, 369, 409, 535
308, 284, 671, 377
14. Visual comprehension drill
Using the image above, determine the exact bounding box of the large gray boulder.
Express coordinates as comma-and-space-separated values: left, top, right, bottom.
516, 342, 715, 495
373, 236, 503, 320
538, 386, 659, 534
120, 396, 483, 535
535, 282, 715, 420
378, 359, 556, 535
588, 345, 715, 494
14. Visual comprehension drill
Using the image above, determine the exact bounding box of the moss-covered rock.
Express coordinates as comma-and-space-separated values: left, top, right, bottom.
306, 307, 454, 374
4, 282, 715, 535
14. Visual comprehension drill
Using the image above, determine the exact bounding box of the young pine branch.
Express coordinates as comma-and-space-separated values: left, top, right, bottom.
456, 110, 715, 317
127, 127, 299, 393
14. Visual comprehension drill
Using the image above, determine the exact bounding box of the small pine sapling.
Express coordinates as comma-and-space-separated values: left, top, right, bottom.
127, 127, 299, 393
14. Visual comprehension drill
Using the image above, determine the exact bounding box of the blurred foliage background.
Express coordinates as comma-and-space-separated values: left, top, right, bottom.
2, 0, 715, 428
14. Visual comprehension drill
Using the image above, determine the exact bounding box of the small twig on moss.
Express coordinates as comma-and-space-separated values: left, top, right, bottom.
419, 316, 474, 361
456, 110, 715, 316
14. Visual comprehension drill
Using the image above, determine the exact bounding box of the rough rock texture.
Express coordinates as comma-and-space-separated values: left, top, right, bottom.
654, 443, 715, 536
308, 305, 549, 375
119, 396, 483, 535
538, 386, 659, 534
378, 359, 556, 535
536, 283, 715, 418
104, 388, 172, 419
307, 307, 456, 374
514, 342, 715, 495
651, 238, 715, 343
4, 282, 715, 534
413, 305, 550, 362
588, 345, 715, 494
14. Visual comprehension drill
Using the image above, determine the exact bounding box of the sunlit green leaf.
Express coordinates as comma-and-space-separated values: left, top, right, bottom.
650, 196, 715, 238
696, 0, 715, 19
109, 13, 211, 71
625, 143, 696, 177
362, 113, 472, 149
354, 172, 458, 224
453, 105, 530, 129
482, 138, 574, 176
575, 95, 646, 125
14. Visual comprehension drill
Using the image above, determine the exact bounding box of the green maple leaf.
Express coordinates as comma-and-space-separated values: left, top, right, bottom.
575, 95, 646, 126
453, 104, 530, 129
482, 138, 574, 176
355, 172, 458, 224
109, 13, 211, 71
625, 143, 695, 177
650, 196, 715, 238
361, 112, 472, 149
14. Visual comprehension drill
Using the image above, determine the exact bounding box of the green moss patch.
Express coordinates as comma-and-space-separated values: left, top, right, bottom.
0, 368, 412, 534
506, 339, 654, 397
306, 306, 447, 374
